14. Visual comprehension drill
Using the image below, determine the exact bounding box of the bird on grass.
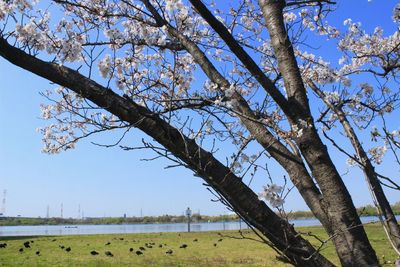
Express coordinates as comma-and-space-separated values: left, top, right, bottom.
165, 249, 173, 255
36, 251, 40, 256
59, 245, 65, 250
90, 250, 99, 255
105, 251, 114, 257
105, 242, 111, 246
213, 243, 217, 247
193, 239, 198, 242
129, 248, 134, 252
0, 243, 7, 248
218, 238, 223, 242
179, 244, 188, 249
19, 248, 23, 253
158, 244, 163, 248
135, 250, 143, 255
23, 242, 30, 248
139, 246, 146, 251
65, 247, 71, 252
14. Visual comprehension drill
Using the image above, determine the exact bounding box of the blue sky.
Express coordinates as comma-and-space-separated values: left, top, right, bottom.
0, 0, 399, 218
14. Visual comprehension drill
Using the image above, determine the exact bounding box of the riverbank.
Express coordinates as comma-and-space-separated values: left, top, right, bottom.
0, 224, 397, 267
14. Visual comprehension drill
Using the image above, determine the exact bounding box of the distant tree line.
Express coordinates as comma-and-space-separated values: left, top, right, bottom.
1, 203, 399, 226
0, 213, 239, 226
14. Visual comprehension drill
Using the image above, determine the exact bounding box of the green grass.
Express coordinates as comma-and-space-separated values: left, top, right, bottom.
0, 224, 397, 266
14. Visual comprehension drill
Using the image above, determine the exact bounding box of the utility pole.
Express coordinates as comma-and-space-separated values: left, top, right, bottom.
61, 203, 63, 219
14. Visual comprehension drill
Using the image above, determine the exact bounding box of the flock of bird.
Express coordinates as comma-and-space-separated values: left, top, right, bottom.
0, 235, 225, 259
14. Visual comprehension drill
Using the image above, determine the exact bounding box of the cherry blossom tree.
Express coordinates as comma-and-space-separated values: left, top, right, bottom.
1, 0, 399, 266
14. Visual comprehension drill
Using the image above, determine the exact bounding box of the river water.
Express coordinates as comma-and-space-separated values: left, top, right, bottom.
0, 216, 397, 237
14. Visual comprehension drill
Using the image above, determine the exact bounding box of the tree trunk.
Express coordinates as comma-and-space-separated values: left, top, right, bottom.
258, 1, 380, 265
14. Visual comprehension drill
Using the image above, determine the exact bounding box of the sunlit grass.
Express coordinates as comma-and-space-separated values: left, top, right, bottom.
0, 224, 397, 266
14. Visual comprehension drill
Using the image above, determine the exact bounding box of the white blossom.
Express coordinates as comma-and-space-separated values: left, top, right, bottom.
368, 146, 387, 164
283, 12, 297, 23
393, 3, 400, 22
346, 158, 357, 167
98, 55, 112, 78
258, 184, 285, 208
360, 83, 373, 95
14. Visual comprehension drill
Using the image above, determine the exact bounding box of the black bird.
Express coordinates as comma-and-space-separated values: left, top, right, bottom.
59, 245, 65, 249
218, 238, 223, 242
65, 247, 71, 252
23, 242, 30, 248
31, 240, 34, 243
213, 243, 217, 247
105, 242, 111, 246
165, 249, 173, 255
119, 238, 124, 241
135, 250, 143, 255
193, 239, 198, 242
52, 239, 57, 242
0, 243, 7, 248
36, 251, 40, 256
19, 248, 24, 253
90, 250, 99, 255
180, 244, 188, 249
129, 248, 134, 252
105, 251, 114, 257
158, 244, 163, 248
139, 246, 146, 251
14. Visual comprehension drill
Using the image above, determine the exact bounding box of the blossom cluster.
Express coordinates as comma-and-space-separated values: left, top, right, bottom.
368, 146, 387, 165
258, 184, 285, 208
0, 0, 34, 20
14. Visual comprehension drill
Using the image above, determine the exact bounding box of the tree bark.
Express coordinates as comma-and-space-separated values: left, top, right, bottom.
0, 36, 335, 266
258, 1, 380, 266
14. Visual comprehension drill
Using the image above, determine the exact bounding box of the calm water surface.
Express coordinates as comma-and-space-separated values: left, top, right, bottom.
0, 216, 397, 236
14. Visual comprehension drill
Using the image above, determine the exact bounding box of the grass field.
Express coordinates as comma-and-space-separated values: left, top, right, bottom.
0, 224, 398, 266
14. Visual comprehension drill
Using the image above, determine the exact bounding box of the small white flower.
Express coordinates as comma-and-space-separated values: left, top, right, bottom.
98, 55, 111, 78
346, 158, 357, 167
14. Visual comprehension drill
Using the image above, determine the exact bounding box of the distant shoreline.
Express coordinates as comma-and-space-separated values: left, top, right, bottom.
1, 203, 398, 226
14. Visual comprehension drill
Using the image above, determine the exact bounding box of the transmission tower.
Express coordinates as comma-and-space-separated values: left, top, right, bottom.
1, 190, 6, 216
46, 205, 50, 218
